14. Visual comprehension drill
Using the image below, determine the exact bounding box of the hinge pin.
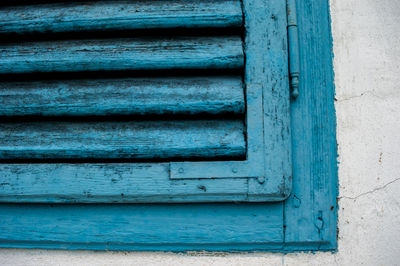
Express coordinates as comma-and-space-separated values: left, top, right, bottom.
287, 0, 300, 99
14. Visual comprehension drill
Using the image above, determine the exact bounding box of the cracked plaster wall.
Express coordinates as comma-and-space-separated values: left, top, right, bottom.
1, 0, 400, 265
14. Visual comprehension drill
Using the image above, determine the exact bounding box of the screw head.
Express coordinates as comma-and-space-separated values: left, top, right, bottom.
178, 168, 184, 173
257, 176, 265, 184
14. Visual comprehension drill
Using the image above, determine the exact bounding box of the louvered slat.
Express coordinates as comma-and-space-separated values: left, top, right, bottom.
0, 77, 244, 116
0, 36, 243, 74
0, 120, 245, 160
0, 0, 243, 34
0, 1, 246, 163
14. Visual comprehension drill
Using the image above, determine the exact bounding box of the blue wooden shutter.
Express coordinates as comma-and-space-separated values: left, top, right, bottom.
0, 0, 291, 203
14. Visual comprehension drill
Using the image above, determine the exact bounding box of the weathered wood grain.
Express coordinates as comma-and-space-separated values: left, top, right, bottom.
0, 203, 283, 250
0, 163, 252, 203
0, 120, 245, 159
243, 0, 292, 199
0, 36, 243, 74
284, 0, 337, 250
0, 0, 243, 34
0, 0, 338, 252
0, 76, 244, 116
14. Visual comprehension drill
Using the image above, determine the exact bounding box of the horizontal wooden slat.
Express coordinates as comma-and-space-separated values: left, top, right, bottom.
0, 76, 244, 116
0, 163, 251, 203
0, 36, 243, 74
0, 204, 283, 249
0, 0, 243, 34
0, 120, 245, 160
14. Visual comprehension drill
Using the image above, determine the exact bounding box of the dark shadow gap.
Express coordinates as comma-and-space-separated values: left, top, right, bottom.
0, 69, 243, 82
0, 28, 243, 43
0, 113, 245, 122
0, 155, 246, 164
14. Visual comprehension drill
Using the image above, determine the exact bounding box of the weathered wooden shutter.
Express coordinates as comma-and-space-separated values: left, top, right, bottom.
0, 0, 291, 203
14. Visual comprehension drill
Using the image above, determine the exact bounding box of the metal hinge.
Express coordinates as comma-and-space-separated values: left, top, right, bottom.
287, 0, 300, 99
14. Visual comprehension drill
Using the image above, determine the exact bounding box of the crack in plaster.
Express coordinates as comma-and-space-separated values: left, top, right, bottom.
339, 177, 400, 200
336, 90, 384, 102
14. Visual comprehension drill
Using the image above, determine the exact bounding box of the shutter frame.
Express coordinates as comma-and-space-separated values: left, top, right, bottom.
0, 0, 292, 203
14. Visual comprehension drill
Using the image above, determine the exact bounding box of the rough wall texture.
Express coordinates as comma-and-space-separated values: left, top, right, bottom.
1, 0, 400, 265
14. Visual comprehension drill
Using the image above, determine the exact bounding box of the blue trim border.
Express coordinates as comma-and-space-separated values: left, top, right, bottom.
0, 0, 337, 252
283, 0, 338, 251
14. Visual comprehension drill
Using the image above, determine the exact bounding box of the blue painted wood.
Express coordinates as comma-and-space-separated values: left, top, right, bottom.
168, 0, 293, 202
283, 0, 337, 251
0, 203, 284, 251
0, 0, 337, 251
169, 84, 265, 185
0, 0, 243, 34
0, 163, 253, 203
0, 76, 244, 116
244, 0, 292, 200
0, 0, 291, 202
0, 120, 245, 160
0, 36, 243, 74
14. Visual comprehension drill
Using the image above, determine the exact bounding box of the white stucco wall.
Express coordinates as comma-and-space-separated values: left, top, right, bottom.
1, 0, 400, 265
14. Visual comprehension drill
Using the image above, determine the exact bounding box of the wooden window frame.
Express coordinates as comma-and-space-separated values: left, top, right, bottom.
0, 0, 337, 252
